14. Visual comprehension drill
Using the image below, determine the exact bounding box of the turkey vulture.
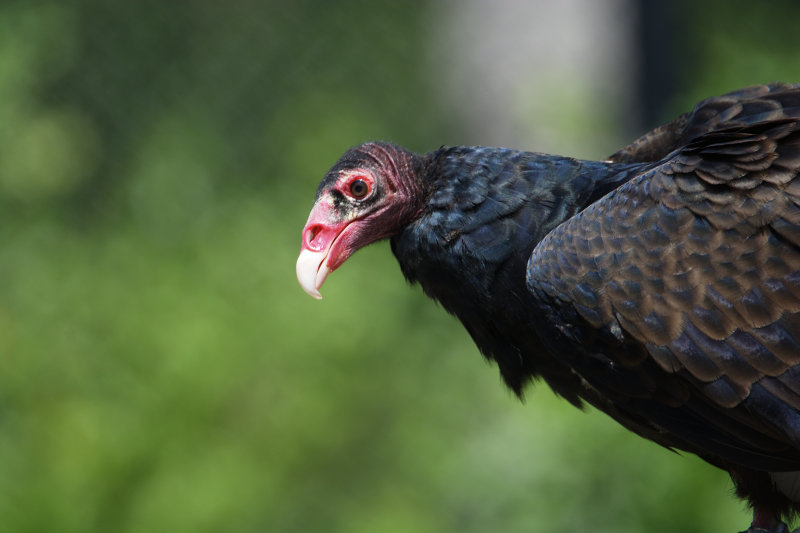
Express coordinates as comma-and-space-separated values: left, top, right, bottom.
296, 83, 800, 532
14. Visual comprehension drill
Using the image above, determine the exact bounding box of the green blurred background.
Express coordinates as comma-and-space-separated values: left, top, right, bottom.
1, 1, 799, 532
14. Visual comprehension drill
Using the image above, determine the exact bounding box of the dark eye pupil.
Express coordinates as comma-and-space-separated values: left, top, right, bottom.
350, 179, 368, 198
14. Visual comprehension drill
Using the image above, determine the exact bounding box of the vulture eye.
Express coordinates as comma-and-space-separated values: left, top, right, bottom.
348, 179, 370, 199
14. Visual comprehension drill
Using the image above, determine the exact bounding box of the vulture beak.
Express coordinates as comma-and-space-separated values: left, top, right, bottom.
296, 201, 352, 299
296, 247, 329, 300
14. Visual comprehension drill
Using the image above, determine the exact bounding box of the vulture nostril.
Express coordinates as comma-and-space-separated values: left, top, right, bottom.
304, 225, 323, 249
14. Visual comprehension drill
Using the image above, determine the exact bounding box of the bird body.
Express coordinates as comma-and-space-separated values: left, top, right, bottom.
297, 83, 800, 532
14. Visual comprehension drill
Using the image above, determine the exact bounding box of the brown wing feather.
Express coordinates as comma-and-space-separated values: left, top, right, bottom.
528, 119, 800, 467
608, 82, 800, 164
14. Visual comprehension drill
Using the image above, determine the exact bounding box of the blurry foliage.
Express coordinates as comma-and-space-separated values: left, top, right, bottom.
0, 1, 797, 532
652, 0, 800, 125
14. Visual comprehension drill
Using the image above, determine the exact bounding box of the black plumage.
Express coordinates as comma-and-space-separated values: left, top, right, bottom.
296, 83, 800, 532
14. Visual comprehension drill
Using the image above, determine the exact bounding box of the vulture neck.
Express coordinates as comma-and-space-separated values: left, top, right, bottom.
391, 146, 646, 397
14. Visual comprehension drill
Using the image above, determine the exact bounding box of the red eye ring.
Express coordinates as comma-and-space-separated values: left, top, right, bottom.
347, 177, 370, 199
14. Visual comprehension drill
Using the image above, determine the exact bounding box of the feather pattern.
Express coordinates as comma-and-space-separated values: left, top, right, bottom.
527, 118, 800, 512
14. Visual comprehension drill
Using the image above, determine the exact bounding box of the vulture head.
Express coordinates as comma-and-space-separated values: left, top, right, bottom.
296, 142, 422, 299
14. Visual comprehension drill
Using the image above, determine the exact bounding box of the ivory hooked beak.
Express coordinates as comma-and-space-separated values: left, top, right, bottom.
296, 248, 331, 299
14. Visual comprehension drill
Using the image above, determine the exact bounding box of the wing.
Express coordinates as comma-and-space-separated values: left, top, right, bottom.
527, 119, 800, 471
608, 82, 800, 164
